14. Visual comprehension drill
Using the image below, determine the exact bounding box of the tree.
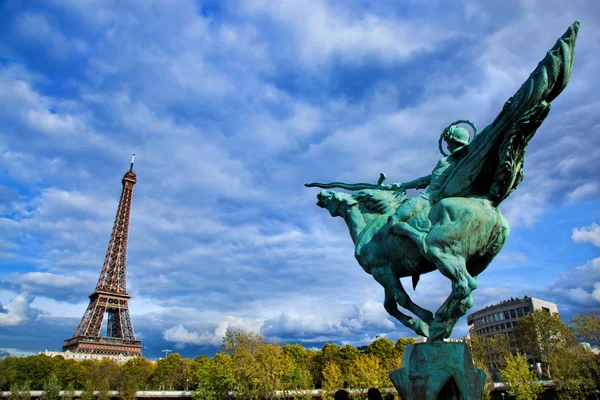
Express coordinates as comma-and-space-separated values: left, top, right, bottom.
8, 382, 30, 400
0, 356, 17, 390
465, 334, 493, 400
192, 353, 234, 400
41, 374, 61, 400
153, 353, 186, 391
571, 312, 600, 348
63, 383, 76, 400
282, 344, 314, 398
121, 357, 154, 393
549, 343, 600, 400
321, 361, 344, 400
513, 310, 576, 379
79, 380, 95, 400
82, 358, 122, 390
500, 352, 544, 400
347, 354, 388, 399
255, 343, 295, 400
394, 337, 415, 359
59, 360, 87, 389
337, 345, 360, 378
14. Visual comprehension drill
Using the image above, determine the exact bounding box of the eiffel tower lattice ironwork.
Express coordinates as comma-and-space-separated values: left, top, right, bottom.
63, 155, 142, 356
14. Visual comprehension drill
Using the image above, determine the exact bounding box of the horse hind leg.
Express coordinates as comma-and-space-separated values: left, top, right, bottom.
382, 288, 430, 338
426, 246, 477, 342
374, 266, 434, 337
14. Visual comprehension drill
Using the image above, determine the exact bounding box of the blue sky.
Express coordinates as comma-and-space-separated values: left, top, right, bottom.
0, 0, 599, 359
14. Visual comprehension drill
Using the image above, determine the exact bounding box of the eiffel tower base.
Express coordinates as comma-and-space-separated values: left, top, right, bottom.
389, 342, 486, 400
62, 336, 142, 356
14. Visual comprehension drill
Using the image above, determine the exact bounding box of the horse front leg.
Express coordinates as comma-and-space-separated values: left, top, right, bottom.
372, 266, 433, 337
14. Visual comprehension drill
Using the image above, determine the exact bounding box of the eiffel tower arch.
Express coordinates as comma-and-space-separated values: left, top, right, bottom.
63, 155, 142, 356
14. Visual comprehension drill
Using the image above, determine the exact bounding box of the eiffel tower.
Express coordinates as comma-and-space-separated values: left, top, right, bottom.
63, 155, 142, 356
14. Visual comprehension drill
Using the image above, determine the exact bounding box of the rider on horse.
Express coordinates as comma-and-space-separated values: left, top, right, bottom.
387, 124, 472, 236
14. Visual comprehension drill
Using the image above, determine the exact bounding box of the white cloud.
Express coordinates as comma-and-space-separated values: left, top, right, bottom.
163, 316, 264, 348
572, 223, 600, 247
541, 258, 600, 311
0, 293, 36, 326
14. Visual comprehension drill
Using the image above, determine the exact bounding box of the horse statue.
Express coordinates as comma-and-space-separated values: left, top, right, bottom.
306, 22, 579, 342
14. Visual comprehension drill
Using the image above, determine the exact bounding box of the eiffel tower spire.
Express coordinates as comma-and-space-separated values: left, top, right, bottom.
63, 155, 142, 356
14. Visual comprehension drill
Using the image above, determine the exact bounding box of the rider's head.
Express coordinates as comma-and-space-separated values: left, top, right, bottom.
443, 125, 470, 151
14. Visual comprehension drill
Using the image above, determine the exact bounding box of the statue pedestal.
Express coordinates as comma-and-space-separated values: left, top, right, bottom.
389, 342, 486, 400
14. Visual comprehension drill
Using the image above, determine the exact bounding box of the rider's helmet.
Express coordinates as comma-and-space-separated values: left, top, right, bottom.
444, 125, 470, 147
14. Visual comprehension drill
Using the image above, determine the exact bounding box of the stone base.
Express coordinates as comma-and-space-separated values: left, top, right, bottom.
389, 342, 486, 400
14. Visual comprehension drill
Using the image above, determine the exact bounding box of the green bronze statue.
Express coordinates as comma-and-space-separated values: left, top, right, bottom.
306, 21, 579, 345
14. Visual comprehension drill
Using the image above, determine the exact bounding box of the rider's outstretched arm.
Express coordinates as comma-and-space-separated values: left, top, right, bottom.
400, 175, 432, 190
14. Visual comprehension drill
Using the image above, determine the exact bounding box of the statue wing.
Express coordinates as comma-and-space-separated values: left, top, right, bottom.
433, 21, 579, 206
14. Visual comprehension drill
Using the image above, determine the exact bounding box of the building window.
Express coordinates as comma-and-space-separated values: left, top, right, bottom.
504, 311, 510, 319
542, 307, 550, 313
499, 312, 504, 321
510, 309, 516, 318
517, 308, 524, 318
523, 306, 530, 314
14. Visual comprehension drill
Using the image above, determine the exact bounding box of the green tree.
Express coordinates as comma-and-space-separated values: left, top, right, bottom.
549, 343, 600, 400
58, 360, 87, 389
192, 353, 234, 400
514, 310, 576, 379
571, 312, 600, 347
282, 343, 314, 397
153, 353, 186, 390
500, 352, 544, 400
0, 356, 18, 390
82, 359, 122, 390
41, 374, 61, 400
337, 344, 360, 378
121, 357, 154, 393
97, 380, 110, 400
63, 383, 76, 400
79, 380, 95, 400
9, 382, 30, 400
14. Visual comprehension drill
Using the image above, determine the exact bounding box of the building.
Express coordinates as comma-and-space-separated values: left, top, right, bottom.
467, 296, 559, 350
41, 350, 139, 364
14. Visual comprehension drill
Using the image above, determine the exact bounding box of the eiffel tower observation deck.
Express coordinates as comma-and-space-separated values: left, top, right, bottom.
63, 155, 142, 356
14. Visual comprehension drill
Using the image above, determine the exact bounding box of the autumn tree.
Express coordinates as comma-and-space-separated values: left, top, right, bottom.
500, 352, 544, 400
394, 337, 415, 359
347, 354, 389, 398
321, 361, 344, 400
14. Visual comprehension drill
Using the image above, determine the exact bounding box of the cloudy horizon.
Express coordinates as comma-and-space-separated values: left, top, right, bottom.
1, 0, 599, 359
